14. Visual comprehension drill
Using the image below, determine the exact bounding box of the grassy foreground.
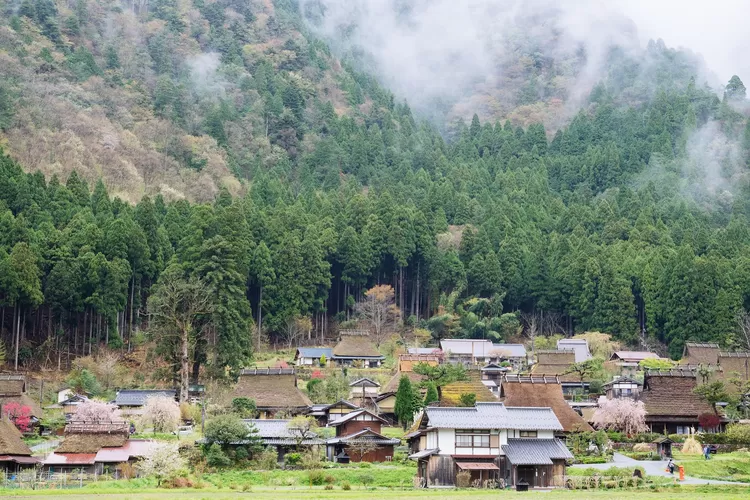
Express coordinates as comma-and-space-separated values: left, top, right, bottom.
2, 485, 750, 499
673, 452, 750, 483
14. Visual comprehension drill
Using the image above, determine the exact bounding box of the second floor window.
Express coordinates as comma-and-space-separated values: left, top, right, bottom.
519, 430, 537, 438
455, 429, 490, 447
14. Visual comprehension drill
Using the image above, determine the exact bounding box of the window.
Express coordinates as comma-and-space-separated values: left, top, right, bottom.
519, 430, 537, 438
455, 429, 490, 448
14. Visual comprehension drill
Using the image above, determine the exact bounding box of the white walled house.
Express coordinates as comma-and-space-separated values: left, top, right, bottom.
408, 402, 571, 488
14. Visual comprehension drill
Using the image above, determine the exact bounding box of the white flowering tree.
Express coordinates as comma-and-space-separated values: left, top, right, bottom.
592, 397, 648, 435
140, 395, 181, 433
137, 442, 185, 486
71, 400, 122, 423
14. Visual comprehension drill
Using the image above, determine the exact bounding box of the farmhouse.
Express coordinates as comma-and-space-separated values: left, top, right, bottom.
243, 419, 324, 462
308, 399, 360, 426
325, 409, 399, 463
114, 389, 177, 417
331, 334, 384, 367
408, 402, 571, 488
681, 342, 720, 366
640, 370, 722, 434
0, 417, 39, 473
556, 339, 592, 362
232, 368, 312, 419
398, 354, 440, 372
530, 350, 590, 398
294, 347, 333, 366
499, 375, 592, 432
608, 351, 659, 377
718, 351, 750, 382
0, 374, 42, 421
440, 340, 526, 367
602, 376, 642, 400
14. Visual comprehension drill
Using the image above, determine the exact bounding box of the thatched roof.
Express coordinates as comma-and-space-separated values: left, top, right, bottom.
641, 374, 714, 420
0, 417, 32, 456
718, 352, 750, 382
332, 336, 383, 359
682, 342, 720, 365
531, 350, 580, 382
232, 372, 312, 410
383, 371, 426, 394
440, 370, 498, 407
499, 379, 592, 432
56, 433, 128, 454
0, 393, 43, 418
0, 375, 26, 396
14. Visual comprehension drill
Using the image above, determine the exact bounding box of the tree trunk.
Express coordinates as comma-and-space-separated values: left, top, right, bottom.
180, 328, 189, 403
14, 304, 20, 370
129, 274, 135, 351
257, 285, 263, 348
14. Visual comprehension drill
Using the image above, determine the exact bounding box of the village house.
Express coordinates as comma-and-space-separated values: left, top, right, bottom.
0, 417, 40, 473
499, 375, 593, 433
308, 400, 360, 426
718, 351, 750, 382
45, 394, 89, 423
243, 419, 324, 462
331, 333, 384, 367
294, 347, 333, 366
349, 377, 380, 404
681, 342, 720, 366
407, 347, 442, 355
114, 389, 177, 417
398, 354, 440, 372
0, 374, 43, 423
530, 351, 590, 399
232, 368, 312, 419
440, 340, 526, 367
602, 376, 642, 400
480, 363, 511, 396
325, 409, 399, 463
640, 370, 723, 434
556, 339, 592, 362
408, 402, 572, 488
608, 351, 659, 377
43, 421, 152, 475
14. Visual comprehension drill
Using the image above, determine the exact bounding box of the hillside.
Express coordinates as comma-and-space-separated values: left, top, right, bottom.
0, 0, 748, 383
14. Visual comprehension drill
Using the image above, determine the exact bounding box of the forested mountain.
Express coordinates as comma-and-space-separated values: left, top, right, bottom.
0, 0, 748, 380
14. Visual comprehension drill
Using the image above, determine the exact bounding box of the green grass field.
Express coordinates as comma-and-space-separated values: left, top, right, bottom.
2, 485, 750, 499
673, 451, 750, 482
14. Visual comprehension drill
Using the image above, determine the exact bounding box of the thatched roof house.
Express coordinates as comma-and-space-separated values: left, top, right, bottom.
499, 376, 592, 432
640, 371, 718, 434
718, 352, 750, 382
530, 350, 580, 382
439, 369, 498, 407
331, 336, 384, 367
232, 368, 312, 418
0, 374, 42, 418
681, 342, 720, 365
0, 416, 38, 471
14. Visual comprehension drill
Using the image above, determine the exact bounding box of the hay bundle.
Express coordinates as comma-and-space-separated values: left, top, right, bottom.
682, 437, 703, 454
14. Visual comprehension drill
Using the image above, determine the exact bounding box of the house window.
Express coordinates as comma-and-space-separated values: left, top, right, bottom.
676, 426, 690, 435
455, 429, 490, 448
519, 430, 537, 438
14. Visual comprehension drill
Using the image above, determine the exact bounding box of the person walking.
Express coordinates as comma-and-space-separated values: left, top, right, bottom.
703, 445, 711, 460
667, 458, 675, 475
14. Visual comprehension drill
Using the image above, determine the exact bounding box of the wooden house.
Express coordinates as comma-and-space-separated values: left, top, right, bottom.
308, 400, 359, 426
681, 342, 720, 366
608, 351, 659, 377
295, 347, 333, 366
640, 370, 722, 434
331, 334, 384, 367
408, 402, 571, 488
242, 419, 324, 462
114, 389, 177, 417
0, 417, 39, 473
481, 363, 510, 396
398, 354, 439, 372
603, 376, 642, 400
499, 375, 593, 433
325, 409, 399, 462
232, 368, 312, 418
349, 378, 380, 403
0, 374, 42, 421
43, 421, 151, 474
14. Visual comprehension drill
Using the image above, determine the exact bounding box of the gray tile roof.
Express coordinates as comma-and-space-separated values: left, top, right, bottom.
491, 344, 527, 358
326, 428, 400, 445
408, 347, 442, 355
349, 377, 380, 388
408, 448, 439, 459
502, 438, 573, 465
505, 407, 564, 431
114, 390, 176, 407
243, 419, 319, 439
425, 403, 563, 431
328, 409, 387, 427
297, 347, 333, 359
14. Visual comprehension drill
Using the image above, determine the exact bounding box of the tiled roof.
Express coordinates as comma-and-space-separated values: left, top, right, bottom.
424, 402, 505, 429
499, 379, 592, 432
408, 448, 439, 459
328, 409, 387, 427
296, 347, 333, 359
440, 339, 493, 357
502, 438, 573, 465
326, 428, 400, 445
641, 374, 714, 418
491, 344, 527, 358
557, 339, 592, 362
505, 407, 564, 431
244, 419, 319, 439
332, 336, 383, 358
114, 390, 176, 407
349, 377, 380, 388
232, 372, 312, 409
407, 348, 442, 355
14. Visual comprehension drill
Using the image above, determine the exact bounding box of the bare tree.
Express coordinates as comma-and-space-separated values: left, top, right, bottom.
283, 316, 312, 348
346, 438, 380, 462
355, 285, 401, 347
287, 415, 319, 451
736, 310, 750, 350
520, 312, 539, 352
148, 267, 214, 403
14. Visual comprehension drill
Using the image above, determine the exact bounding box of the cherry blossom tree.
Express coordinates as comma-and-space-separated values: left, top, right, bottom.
3, 402, 32, 432
592, 397, 648, 435
71, 400, 122, 423
140, 395, 181, 433
137, 442, 186, 486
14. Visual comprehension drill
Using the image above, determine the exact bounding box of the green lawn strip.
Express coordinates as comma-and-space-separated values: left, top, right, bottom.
202, 464, 415, 488
672, 452, 750, 483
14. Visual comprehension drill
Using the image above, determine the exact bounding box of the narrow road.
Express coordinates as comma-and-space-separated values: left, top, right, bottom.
571, 452, 747, 485
30, 439, 59, 455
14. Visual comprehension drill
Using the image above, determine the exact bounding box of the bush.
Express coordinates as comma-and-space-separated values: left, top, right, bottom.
254, 447, 278, 470
234, 447, 248, 462
324, 474, 335, 484
285, 452, 302, 466
324, 484, 334, 490
205, 443, 231, 468
725, 424, 750, 444
456, 470, 472, 488
576, 455, 610, 464
359, 472, 375, 487
668, 434, 687, 443
308, 469, 325, 485
341, 481, 351, 490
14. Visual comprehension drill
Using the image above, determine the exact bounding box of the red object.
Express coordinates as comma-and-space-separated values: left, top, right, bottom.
3, 402, 32, 432
679, 465, 685, 481
698, 413, 721, 431
311, 370, 324, 379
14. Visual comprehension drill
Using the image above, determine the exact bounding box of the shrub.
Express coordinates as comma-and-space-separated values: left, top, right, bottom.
341, 481, 351, 490
308, 469, 325, 485
668, 434, 687, 443
234, 447, 249, 462
324, 474, 335, 484
254, 447, 278, 470
726, 424, 750, 444
285, 452, 302, 466
359, 472, 375, 487
456, 470, 472, 488
324, 484, 334, 490
205, 443, 232, 468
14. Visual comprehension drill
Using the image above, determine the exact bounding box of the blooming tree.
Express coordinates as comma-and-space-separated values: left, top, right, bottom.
137, 442, 185, 486
71, 400, 122, 423
592, 397, 648, 435
3, 402, 32, 432
355, 285, 401, 347
140, 395, 181, 433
